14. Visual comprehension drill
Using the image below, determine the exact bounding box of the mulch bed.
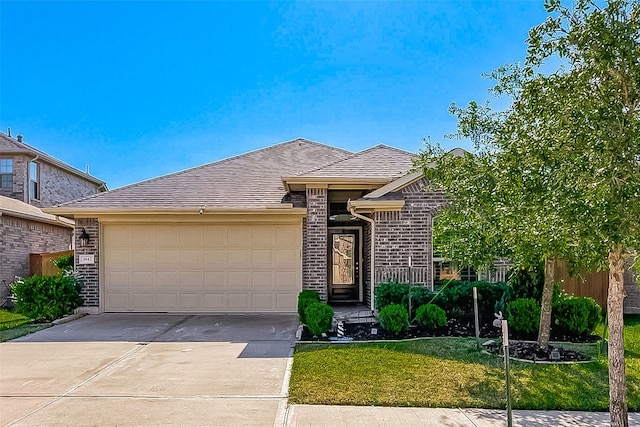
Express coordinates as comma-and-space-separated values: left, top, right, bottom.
299, 317, 600, 363
483, 340, 593, 363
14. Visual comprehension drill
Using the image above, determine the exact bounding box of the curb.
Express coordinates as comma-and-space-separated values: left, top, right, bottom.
52, 312, 86, 325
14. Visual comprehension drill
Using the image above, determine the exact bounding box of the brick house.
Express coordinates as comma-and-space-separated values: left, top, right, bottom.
0, 132, 107, 301
46, 138, 449, 314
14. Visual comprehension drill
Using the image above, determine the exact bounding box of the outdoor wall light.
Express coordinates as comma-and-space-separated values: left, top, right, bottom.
79, 228, 91, 247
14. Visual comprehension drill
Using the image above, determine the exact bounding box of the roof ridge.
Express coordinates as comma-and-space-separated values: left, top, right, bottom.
295, 144, 415, 176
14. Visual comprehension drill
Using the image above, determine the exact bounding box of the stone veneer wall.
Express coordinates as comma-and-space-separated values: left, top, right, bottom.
374, 180, 447, 287
302, 187, 328, 301
0, 215, 72, 303
75, 218, 100, 308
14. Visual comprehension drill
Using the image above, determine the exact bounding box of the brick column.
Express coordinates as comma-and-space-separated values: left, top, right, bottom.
75, 218, 99, 310
303, 187, 328, 301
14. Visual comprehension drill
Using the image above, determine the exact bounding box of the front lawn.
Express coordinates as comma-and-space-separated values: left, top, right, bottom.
289, 315, 640, 411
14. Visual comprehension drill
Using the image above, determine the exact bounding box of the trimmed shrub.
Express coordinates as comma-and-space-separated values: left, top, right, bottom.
553, 295, 602, 337
304, 303, 334, 336
433, 280, 508, 322
11, 274, 83, 322
375, 281, 409, 311
402, 286, 435, 320
507, 298, 540, 337
298, 290, 321, 324
378, 304, 409, 335
415, 303, 447, 331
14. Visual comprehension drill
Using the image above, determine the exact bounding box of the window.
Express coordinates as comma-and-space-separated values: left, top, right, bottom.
0, 159, 12, 190
29, 161, 39, 200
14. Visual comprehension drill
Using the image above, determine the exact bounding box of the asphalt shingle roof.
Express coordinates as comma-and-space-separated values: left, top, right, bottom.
295, 145, 415, 179
0, 195, 73, 227
55, 138, 352, 210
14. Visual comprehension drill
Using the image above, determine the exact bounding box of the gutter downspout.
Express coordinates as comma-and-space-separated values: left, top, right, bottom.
348, 199, 376, 310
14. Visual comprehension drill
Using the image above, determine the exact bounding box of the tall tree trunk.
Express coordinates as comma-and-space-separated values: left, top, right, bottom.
608, 243, 628, 427
537, 257, 556, 349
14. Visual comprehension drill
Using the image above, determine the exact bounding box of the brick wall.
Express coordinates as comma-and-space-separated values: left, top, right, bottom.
302, 187, 328, 301
374, 180, 447, 287
39, 162, 102, 207
75, 218, 100, 308
0, 215, 72, 303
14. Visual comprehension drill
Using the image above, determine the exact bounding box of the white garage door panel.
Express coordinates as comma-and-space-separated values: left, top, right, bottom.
103, 224, 301, 312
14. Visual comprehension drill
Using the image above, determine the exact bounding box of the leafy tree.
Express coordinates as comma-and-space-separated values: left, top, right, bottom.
418, 1, 639, 425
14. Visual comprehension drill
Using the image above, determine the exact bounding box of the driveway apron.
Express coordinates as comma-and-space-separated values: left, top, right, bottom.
0, 314, 298, 427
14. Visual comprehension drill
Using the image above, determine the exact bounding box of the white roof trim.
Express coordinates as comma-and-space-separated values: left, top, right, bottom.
363, 171, 423, 199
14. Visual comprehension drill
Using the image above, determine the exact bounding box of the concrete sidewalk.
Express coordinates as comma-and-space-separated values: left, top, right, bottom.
285, 405, 640, 426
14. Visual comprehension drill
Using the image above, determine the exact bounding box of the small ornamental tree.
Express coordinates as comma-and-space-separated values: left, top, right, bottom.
417, 2, 639, 425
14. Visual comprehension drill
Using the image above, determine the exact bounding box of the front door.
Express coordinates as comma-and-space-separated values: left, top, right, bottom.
328, 229, 360, 302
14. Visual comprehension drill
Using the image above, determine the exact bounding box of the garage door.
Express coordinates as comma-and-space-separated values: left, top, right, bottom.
103, 224, 301, 312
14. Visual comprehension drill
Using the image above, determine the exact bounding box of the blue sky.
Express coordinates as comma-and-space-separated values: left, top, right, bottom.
1, 1, 551, 189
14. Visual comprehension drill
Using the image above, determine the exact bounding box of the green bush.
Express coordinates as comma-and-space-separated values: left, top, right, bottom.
415, 303, 447, 331
11, 274, 83, 322
375, 281, 434, 320
507, 298, 540, 337
51, 254, 74, 273
304, 303, 334, 336
378, 304, 409, 335
505, 264, 544, 302
298, 290, 321, 324
433, 280, 508, 322
553, 295, 602, 337
375, 281, 409, 311
402, 286, 435, 320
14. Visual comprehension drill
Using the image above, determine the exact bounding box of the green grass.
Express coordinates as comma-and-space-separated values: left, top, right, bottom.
289, 315, 640, 411
0, 310, 30, 330
0, 309, 51, 342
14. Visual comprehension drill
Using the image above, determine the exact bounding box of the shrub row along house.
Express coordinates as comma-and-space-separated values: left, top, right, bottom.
0, 131, 106, 303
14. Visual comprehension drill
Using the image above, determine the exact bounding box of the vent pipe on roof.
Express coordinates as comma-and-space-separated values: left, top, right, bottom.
17, 135, 23, 142
85, 165, 90, 174
7, 127, 11, 137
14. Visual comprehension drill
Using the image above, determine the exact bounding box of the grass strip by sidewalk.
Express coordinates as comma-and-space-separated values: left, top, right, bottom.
289, 316, 640, 411
0, 310, 30, 330
0, 310, 51, 342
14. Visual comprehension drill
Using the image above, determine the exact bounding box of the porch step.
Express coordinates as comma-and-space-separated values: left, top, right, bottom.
334, 309, 376, 324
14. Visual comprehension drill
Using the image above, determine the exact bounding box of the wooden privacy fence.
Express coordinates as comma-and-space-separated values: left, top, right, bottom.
555, 259, 608, 309
30, 250, 74, 277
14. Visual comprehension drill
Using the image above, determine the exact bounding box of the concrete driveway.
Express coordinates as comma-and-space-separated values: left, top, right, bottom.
0, 313, 298, 427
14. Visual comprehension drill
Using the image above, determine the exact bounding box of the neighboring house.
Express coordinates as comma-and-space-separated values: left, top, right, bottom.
45, 138, 448, 314
0, 132, 107, 208
0, 195, 74, 290
0, 132, 107, 303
